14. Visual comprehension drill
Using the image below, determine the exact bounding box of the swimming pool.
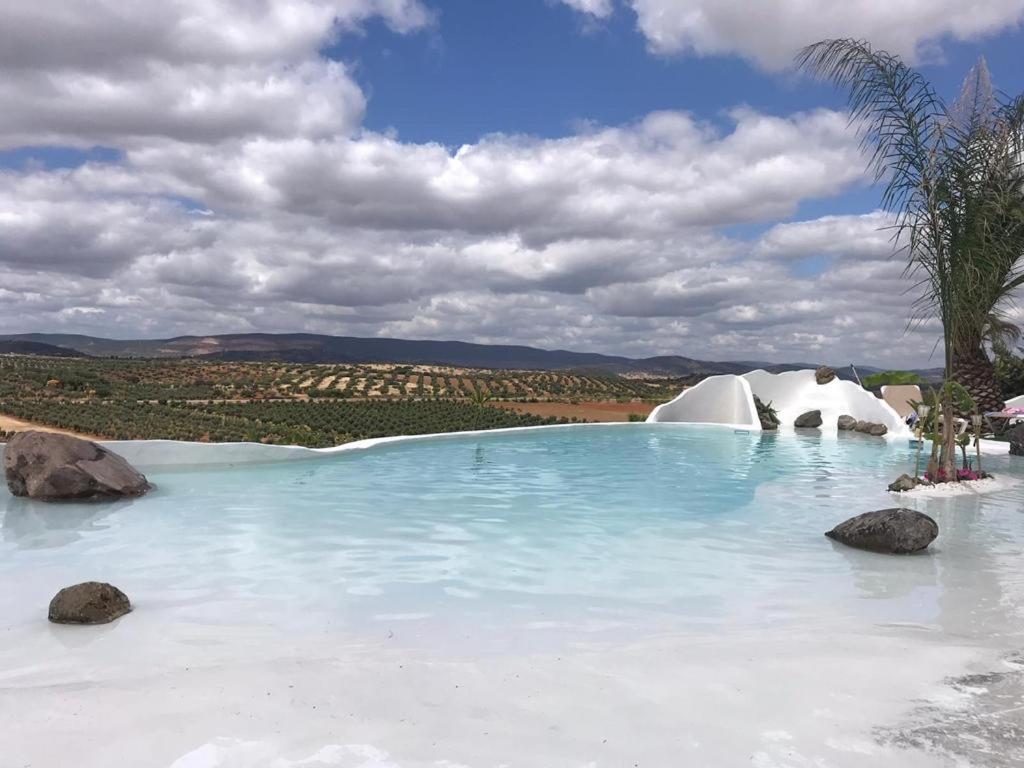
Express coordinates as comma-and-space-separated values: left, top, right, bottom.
3, 425, 1024, 766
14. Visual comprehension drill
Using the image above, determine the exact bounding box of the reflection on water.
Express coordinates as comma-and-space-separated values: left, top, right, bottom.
2, 425, 1024, 654
829, 539, 940, 601
3, 499, 121, 550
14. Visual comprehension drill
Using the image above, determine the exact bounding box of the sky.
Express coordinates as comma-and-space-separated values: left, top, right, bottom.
1, 1, 1024, 367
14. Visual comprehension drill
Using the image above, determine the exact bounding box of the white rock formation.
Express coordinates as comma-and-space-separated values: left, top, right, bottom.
644, 374, 759, 429
649, 369, 911, 438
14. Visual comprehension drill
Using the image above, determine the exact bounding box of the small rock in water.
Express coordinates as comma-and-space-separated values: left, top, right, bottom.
825, 509, 938, 554
837, 415, 857, 431
794, 410, 823, 428
815, 365, 837, 385
887, 474, 918, 492
852, 420, 887, 437
48, 582, 132, 625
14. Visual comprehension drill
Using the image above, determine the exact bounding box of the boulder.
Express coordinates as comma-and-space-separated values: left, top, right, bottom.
1007, 424, 1024, 456
794, 410, 823, 429
887, 473, 918, 492
837, 415, 857, 431
815, 365, 837, 385
48, 582, 132, 625
825, 508, 938, 554
852, 420, 887, 437
4, 431, 151, 501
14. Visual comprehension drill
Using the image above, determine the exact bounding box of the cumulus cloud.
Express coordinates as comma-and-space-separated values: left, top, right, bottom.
0, 0, 433, 148
756, 212, 897, 261
560, 0, 1024, 69
110, 108, 864, 245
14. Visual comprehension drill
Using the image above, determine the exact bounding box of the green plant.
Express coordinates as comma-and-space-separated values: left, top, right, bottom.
468, 387, 492, 406
800, 41, 1024, 475
753, 395, 780, 430
994, 342, 1024, 400
909, 381, 976, 481
861, 370, 924, 388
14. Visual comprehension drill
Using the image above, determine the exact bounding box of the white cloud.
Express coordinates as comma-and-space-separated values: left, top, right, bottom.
112, 108, 865, 245
0, 61, 369, 149
558, 0, 615, 18
0, 1, 432, 68
756, 212, 897, 261
559, 0, 1024, 69
0, 1, 433, 148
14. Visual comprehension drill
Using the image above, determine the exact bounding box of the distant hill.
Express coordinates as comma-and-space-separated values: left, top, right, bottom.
0, 332, 935, 380
0, 339, 87, 358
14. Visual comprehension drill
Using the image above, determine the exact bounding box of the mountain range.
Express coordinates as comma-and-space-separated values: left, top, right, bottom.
0, 332, 933, 380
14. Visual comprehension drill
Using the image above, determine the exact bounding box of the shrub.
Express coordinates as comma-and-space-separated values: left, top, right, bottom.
995, 347, 1024, 400
861, 370, 924, 388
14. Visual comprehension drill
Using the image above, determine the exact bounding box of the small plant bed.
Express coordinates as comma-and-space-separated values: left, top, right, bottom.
892, 381, 995, 492
888, 469, 993, 493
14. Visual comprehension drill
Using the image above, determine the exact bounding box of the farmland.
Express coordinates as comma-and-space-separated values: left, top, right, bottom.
0, 355, 681, 447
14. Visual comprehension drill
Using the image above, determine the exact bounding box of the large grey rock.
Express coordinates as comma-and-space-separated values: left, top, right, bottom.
815, 365, 837, 385
4, 431, 151, 501
837, 415, 857, 431
1007, 424, 1024, 456
826, 508, 938, 554
48, 581, 132, 625
794, 410, 823, 428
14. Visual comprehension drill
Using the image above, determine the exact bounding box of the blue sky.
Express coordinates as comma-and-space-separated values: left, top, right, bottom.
336, 2, 1024, 147
1, 0, 1023, 366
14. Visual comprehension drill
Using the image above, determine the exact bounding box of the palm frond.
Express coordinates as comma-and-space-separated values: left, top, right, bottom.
799, 40, 1024, 375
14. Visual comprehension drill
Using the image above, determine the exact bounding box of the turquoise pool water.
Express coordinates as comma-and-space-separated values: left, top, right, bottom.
4, 425, 1022, 653
4, 425, 1024, 767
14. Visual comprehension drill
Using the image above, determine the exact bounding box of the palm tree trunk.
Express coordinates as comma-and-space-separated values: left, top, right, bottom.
953, 347, 1004, 414
940, 389, 957, 479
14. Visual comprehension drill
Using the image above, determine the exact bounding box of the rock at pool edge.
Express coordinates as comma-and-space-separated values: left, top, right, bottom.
794, 410, 823, 428
4, 430, 151, 501
825, 508, 938, 554
49, 582, 132, 625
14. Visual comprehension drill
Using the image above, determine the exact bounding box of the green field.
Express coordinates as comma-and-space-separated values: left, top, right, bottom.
0, 355, 679, 446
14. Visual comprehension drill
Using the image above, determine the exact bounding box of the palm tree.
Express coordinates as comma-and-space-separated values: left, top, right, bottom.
798, 40, 1024, 474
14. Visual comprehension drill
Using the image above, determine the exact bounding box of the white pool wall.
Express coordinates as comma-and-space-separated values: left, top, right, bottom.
649, 369, 911, 439
0, 422, 641, 469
